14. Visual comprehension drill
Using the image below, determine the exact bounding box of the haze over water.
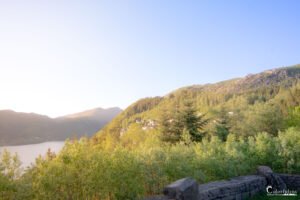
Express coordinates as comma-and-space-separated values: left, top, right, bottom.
0, 141, 64, 168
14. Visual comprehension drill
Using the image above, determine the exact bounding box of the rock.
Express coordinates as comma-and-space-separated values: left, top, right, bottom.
257, 166, 273, 175
257, 166, 287, 190
163, 178, 198, 200
197, 175, 266, 200
144, 166, 300, 200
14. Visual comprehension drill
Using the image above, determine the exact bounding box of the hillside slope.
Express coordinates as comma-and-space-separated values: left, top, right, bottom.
96, 65, 300, 140
0, 107, 122, 145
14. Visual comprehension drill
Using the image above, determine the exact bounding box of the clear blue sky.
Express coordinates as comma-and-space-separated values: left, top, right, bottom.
0, 1, 299, 117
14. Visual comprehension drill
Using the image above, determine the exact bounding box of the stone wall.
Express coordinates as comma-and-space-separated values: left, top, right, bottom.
144, 166, 300, 200
160, 176, 266, 200
278, 173, 300, 191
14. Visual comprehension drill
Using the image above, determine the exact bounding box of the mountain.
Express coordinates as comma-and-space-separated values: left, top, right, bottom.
0, 107, 122, 146
95, 65, 300, 140
61, 107, 121, 121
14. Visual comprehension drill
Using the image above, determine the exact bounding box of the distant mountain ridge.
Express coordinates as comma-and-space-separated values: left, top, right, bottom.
0, 107, 122, 146
61, 107, 121, 120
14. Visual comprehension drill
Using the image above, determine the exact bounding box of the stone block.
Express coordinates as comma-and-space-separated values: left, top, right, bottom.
163, 178, 198, 200
257, 166, 286, 190
278, 173, 300, 191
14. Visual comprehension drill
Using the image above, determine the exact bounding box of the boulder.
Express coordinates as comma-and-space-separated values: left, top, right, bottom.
257, 166, 287, 190
257, 166, 273, 175
163, 178, 199, 200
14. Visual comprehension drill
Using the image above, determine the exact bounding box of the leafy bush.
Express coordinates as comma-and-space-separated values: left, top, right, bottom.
1, 127, 299, 199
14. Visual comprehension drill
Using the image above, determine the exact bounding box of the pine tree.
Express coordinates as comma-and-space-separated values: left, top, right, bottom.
214, 107, 230, 141
180, 101, 209, 142
159, 107, 182, 143
159, 101, 208, 142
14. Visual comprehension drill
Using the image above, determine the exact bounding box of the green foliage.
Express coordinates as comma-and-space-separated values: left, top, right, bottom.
285, 106, 300, 128
159, 106, 182, 143
0, 173, 15, 200
0, 150, 21, 181
277, 127, 300, 173
126, 97, 163, 117
180, 101, 209, 141
159, 101, 208, 143
0, 150, 22, 199
212, 107, 230, 141
232, 103, 284, 136
1, 127, 300, 199
97, 66, 300, 145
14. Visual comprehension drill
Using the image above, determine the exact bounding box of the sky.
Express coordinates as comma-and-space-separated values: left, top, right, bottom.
0, 1, 300, 117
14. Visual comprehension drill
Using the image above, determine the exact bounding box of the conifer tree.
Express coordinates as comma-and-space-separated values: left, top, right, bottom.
180, 101, 209, 142
160, 101, 208, 142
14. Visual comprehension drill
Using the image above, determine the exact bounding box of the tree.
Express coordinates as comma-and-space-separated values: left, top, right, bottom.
159, 107, 182, 143
234, 103, 284, 136
160, 101, 208, 143
0, 150, 21, 181
180, 101, 208, 142
0, 150, 22, 199
285, 106, 300, 128
215, 122, 230, 142
214, 107, 230, 141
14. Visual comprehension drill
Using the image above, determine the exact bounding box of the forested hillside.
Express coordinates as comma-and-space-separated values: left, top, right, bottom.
0, 65, 299, 199
0, 107, 122, 145
96, 65, 300, 142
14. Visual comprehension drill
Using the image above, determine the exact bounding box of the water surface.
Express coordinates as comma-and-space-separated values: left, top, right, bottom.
0, 141, 65, 168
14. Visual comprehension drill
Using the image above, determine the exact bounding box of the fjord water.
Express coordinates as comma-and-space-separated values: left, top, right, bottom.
0, 141, 65, 168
